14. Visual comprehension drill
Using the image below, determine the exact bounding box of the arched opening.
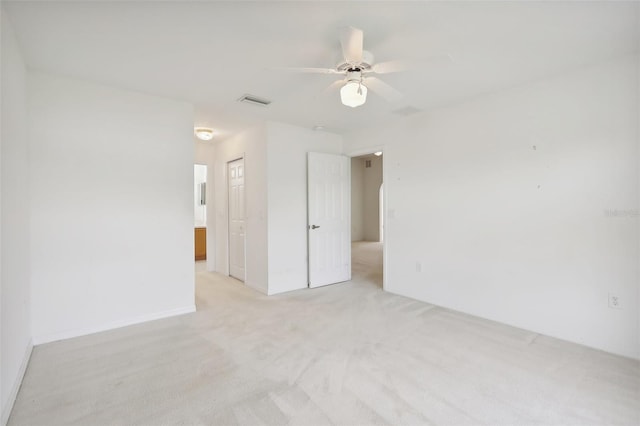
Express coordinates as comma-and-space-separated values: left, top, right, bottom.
349, 151, 384, 290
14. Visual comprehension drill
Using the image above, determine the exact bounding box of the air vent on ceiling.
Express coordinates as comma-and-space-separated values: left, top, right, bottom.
392, 106, 422, 117
237, 94, 272, 107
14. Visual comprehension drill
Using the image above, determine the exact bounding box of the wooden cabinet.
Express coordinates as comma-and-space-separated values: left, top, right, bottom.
195, 227, 206, 260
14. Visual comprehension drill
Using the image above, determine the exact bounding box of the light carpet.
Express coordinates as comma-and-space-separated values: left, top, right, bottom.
9, 242, 639, 425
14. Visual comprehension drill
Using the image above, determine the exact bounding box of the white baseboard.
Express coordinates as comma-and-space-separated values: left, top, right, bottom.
32, 305, 196, 346
1, 339, 33, 426
245, 281, 268, 296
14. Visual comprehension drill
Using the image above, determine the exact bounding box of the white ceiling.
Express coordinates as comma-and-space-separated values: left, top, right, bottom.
4, 1, 639, 140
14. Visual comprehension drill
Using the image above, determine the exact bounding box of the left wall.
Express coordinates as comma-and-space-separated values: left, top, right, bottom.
1, 7, 196, 422
28, 72, 196, 344
1, 10, 32, 425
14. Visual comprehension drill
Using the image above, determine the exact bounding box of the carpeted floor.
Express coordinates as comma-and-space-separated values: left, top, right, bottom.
9, 242, 639, 425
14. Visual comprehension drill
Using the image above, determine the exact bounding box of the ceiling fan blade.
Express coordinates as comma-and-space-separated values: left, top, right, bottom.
370, 54, 453, 75
420, 53, 454, 66
370, 60, 409, 74
270, 67, 342, 74
365, 77, 404, 103
340, 26, 363, 64
324, 79, 345, 94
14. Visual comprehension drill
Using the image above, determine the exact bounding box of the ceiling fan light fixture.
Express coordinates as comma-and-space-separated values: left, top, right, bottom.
340, 81, 367, 108
194, 127, 215, 141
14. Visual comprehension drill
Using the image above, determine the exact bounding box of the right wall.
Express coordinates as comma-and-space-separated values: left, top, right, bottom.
344, 55, 639, 359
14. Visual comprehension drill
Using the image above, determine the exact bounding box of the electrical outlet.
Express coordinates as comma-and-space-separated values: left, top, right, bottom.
608, 293, 621, 309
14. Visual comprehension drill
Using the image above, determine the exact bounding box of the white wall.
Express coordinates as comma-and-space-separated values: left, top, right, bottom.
28, 72, 195, 344
1, 11, 32, 425
212, 125, 268, 294
351, 157, 364, 241
266, 122, 343, 295
363, 155, 383, 242
344, 55, 640, 359
194, 140, 214, 166
210, 122, 343, 295
637, 57, 640, 363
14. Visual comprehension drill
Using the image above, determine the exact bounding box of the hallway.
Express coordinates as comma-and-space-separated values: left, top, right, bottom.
351, 241, 383, 289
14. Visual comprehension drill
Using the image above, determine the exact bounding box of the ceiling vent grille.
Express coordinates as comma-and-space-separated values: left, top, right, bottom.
237, 94, 272, 107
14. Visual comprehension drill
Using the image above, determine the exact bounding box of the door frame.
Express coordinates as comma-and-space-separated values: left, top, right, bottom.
194, 163, 208, 262
346, 146, 387, 291
226, 156, 246, 281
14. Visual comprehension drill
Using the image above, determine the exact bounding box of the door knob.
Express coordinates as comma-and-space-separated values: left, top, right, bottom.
311, 225, 320, 229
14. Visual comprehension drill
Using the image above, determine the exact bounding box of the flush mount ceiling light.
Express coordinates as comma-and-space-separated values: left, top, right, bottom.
194, 127, 215, 141
340, 70, 368, 108
374, 151, 382, 156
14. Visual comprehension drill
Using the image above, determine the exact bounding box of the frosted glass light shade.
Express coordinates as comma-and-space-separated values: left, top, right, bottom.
340, 82, 367, 108
194, 127, 215, 141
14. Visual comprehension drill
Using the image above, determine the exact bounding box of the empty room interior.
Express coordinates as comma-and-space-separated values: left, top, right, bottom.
1, 1, 639, 425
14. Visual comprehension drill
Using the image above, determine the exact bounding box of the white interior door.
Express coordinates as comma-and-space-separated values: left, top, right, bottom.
228, 158, 245, 281
308, 152, 351, 288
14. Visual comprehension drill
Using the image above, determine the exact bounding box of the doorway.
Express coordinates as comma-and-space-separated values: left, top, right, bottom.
194, 164, 207, 262
350, 151, 384, 289
228, 158, 246, 281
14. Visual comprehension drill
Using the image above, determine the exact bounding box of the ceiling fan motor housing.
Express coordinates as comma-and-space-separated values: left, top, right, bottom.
345, 69, 364, 83
336, 50, 374, 73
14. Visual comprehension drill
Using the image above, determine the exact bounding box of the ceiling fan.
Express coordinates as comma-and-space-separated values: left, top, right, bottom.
278, 27, 410, 108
